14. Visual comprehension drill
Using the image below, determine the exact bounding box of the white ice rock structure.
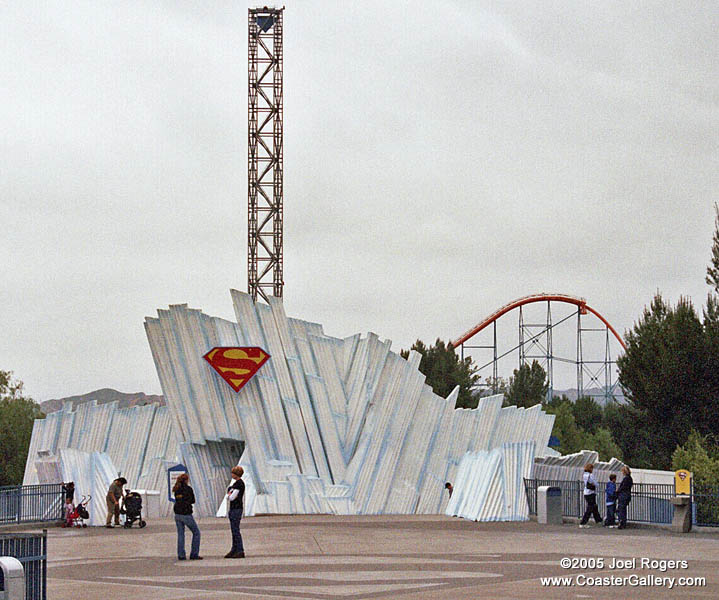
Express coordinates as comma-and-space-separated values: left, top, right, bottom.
25, 291, 555, 519
532, 450, 625, 483
33, 449, 119, 526
23, 401, 178, 517
445, 441, 535, 522
144, 291, 555, 517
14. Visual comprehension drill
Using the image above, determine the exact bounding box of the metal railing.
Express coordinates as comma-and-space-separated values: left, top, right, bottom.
524, 478, 584, 517
524, 478, 675, 524
693, 483, 719, 527
0, 531, 47, 600
0, 485, 63, 525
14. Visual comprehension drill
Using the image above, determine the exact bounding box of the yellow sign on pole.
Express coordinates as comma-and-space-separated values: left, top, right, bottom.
675, 469, 692, 495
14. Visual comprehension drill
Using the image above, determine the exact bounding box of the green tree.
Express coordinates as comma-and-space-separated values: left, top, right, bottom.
504, 360, 548, 408
617, 294, 714, 469
671, 431, 719, 485
601, 402, 654, 468
672, 431, 719, 524
703, 294, 719, 418
546, 394, 571, 409
400, 339, 479, 408
572, 396, 603, 434
478, 376, 507, 398
706, 203, 719, 293
0, 371, 45, 486
608, 209, 719, 469
544, 401, 582, 454
544, 396, 623, 460
582, 427, 623, 462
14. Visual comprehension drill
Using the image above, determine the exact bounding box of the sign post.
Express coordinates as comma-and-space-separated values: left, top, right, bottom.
167, 464, 188, 503
671, 469, 693, 532
674, 469, 691, 496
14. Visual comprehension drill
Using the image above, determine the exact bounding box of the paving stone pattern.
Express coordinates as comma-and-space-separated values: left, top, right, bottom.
44, 515, 719, 599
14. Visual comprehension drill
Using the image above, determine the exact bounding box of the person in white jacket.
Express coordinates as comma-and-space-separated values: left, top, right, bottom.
579, 463, 603, 528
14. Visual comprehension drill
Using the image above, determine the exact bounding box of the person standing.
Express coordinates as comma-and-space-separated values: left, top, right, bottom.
225, 466, 246, 558
63, 481, 75, 503
444, 482, 453, 498
173, 473, 202, 560
616, 466, 634, 530
604, 473, 618, 527
105, 477, 126, 528
579, 463, 603, 528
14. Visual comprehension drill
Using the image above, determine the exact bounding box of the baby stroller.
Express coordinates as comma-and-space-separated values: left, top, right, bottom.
121, 490, 146, 528
65, 495, 91, 528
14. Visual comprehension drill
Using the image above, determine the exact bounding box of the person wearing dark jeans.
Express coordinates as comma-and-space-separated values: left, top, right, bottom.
225, 465, 246, 559
604, 473, 618, 527
579, 463, 603, 527
616, 466, 633, 530
173, 473, 202, 560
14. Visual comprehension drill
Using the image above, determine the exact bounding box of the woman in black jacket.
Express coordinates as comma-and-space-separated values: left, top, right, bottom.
616, 466, 633, 530
173, 473, 202, 560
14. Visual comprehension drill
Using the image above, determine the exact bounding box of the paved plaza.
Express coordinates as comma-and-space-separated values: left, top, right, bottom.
42, 515, 719, 599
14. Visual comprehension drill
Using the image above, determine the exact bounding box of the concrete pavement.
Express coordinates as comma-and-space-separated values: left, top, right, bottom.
43, 515, 719, 599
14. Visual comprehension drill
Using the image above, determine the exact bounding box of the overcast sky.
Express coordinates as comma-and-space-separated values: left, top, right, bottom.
2, 1, 717, 401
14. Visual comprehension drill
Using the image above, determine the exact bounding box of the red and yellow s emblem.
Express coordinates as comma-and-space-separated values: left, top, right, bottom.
203, 347, 270, 393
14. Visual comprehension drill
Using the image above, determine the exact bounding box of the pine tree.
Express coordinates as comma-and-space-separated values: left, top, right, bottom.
504, 360, 548, 408
707, 204, 719, 292
400, 339, 479, 408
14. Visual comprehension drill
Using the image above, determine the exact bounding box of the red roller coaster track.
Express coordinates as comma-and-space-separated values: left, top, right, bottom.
451, 293, 626, 350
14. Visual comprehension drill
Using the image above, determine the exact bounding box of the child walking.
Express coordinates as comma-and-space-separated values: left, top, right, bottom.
604, 473, 617, 527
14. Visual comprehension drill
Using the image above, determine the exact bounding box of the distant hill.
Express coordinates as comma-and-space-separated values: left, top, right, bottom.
551, 387, 626, 406
476, 386, 626, 406
41, 388, 165, 414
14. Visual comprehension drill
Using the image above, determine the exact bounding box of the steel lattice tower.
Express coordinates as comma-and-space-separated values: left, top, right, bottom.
248, 7, 284, 302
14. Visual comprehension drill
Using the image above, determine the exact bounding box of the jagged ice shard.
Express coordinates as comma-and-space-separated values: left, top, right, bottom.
25, 291, 555, 520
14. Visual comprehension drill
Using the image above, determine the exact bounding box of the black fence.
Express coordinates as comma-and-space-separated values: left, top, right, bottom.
0, 484, 64, 525
0, 531, 47, 600
693, 483, 719, 527
524, 478, 675, 524
524, 479, 584, 517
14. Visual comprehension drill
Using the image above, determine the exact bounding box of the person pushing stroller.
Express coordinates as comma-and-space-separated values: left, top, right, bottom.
106, 477, 127, 528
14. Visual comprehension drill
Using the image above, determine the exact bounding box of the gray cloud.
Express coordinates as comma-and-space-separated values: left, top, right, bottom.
1, 1, 717, 399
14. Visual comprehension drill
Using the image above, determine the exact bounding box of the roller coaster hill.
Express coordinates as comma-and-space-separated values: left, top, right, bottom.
451, 293, 627, 405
